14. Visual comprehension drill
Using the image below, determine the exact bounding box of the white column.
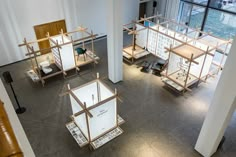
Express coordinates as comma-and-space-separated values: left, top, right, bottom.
195, 37, 236, 157
106, 0, 123, 83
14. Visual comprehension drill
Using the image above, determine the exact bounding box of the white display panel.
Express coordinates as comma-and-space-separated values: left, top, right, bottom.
88, 98, 117, 140
147, 28, 158, 54
156, 31, 173, 60
72, 81, 114, 108
60, 43, 75, 71
201, 55, 214, 77
189, 56, 205, 78
73, 82, 98, 108
135, 24, 147, 48
70, 94, 83, 114
69, 80, 118, 143
50, 35, 75, 71
99, 81, 114, 101
74, 113, 89, 139
167, 52, 181, 75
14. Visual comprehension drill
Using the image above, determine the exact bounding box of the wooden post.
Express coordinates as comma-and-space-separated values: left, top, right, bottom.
56, 40, 65, 76
115, 88, 118, 127
96, 81, 101, 102
154, 30, 158, 56
82, 31, 85, 49
91, 30, 96, 67
31, 46, 43, 86
24, 38, 34, 71
91, 30, 95, 54
145, 23, 150, 50
166, 44, 172, 76
60, 29, 64, 44
184, 54, 194, 91
84, 103, 91, 143
197, 47, 209, 86
218, 43, 229, 74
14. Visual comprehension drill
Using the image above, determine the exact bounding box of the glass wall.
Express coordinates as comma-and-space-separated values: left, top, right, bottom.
204, 9, 236, 38
210, 0, 236, 13
178, 0, 236, 39
178, 1, 205, 29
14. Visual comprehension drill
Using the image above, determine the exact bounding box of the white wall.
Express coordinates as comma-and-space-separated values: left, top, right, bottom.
123, 0, 139, 24
145, 0, 155, 17
0, 0, 65, 66
0, 0, 139, 66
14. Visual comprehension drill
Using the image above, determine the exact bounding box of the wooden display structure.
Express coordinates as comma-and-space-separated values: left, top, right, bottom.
163, 43, 213, 93
64, 74, 124, 150
19, 26, 99, 86
123, 22, 149, 63
132, 15, 231, 67
197, 35, 232, 74
125, 15, 232, 92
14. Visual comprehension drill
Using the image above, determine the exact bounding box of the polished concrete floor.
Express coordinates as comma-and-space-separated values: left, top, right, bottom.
0, 37, 236, 157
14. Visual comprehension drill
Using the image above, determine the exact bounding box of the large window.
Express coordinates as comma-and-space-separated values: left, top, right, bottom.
204, 9, 236, 38
178, 2, 206, 29
210, 0, 236, 13
178, 0, 236, 39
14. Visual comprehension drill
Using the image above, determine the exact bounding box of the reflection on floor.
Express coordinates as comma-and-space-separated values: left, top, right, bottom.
0, 36, 235, 157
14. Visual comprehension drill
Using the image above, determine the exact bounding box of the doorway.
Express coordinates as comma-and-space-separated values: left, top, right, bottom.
139, 2, 147, 20
34, 19, 67, 54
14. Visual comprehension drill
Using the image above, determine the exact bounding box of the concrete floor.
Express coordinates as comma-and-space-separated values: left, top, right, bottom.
0, 37, 236, 157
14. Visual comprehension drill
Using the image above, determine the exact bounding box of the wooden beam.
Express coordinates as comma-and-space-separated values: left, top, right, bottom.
68, 90, 93, 118
87, 95, 117, 111
165, 47, 199, 64
165, 75, 192, 92
184, 53, 194, 90
73, 34, 98, 44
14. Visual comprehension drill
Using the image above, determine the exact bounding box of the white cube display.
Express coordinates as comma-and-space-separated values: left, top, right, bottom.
68, 79, 119, 142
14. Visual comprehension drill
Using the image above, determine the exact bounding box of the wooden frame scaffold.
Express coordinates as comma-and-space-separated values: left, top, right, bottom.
129, 15, 231, 93
163, 44, 212, 93
70, 26, 100, 68
135, 15, 232, 70
123, 22, 150, 64
18, 26, 99, 86
62, 74, 125, 150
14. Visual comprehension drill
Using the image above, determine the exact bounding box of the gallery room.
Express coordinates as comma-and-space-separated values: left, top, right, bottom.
0, 0, 236, 157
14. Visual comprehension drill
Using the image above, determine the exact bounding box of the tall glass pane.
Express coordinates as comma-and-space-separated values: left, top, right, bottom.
185, 0, 209, 5
189, 5, 206, 28
204, 8, 236, 39
178, 2, 192, 25
210, 0, 236, 13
